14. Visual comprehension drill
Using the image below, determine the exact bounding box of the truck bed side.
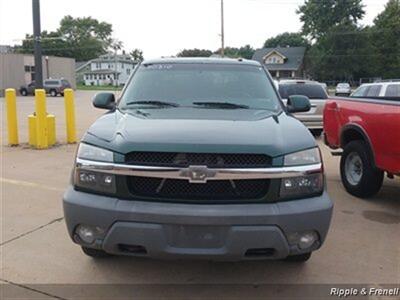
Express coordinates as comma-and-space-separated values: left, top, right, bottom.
324, 97, 400, 174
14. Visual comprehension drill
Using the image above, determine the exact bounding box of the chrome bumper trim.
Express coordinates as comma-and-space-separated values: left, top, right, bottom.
76, 158, 322, 182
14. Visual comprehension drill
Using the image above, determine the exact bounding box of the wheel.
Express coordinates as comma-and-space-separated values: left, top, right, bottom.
81, 246, 111, 258
21, 89, 28, 96
340, 141, 383, 198
50, 89, 57, 97
284, 252, 311, 262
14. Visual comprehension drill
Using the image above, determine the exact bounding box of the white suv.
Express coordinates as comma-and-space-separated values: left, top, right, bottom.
335, 83, 351, 96
351, 81, 400, 100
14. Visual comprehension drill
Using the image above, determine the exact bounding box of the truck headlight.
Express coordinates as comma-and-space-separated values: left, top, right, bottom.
280, 148, 324, 199
77, 143, 114, 162
74, 143, 116, 193
284, 148, 321, 166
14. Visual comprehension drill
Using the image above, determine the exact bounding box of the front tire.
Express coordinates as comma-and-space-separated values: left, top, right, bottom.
81, 246, 111, 258
50, 89, 57, 97
21, 89, 28, 96
340, 141, 383, 198
284, 252, 311, 262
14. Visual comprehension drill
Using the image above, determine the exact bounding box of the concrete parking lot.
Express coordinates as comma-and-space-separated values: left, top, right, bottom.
1, 91, 399, 299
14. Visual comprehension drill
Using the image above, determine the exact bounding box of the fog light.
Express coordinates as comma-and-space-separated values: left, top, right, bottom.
104, 175, 113, 185
287, 231, 319, 249
299, 232, 318, 249
76, 225, 95, 244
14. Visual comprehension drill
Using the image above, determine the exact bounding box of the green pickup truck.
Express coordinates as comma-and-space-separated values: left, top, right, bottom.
63, 58, 333, 262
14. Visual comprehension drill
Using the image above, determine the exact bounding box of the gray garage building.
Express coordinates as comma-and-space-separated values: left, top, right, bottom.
0, 53, 76, 96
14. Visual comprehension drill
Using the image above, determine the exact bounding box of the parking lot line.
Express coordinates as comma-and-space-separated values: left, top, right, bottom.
0, 177, 64, 192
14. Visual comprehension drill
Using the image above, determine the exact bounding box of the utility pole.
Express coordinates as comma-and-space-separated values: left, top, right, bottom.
220, 0, 225, 57
114, 46, 118, 87
32, 0, 43, 88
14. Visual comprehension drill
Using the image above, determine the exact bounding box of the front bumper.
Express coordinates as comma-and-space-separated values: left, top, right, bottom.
63, 186, 333, 260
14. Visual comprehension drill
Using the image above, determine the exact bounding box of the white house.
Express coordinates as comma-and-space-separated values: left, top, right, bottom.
252, 47, 306, 79
77, 53, 138, 86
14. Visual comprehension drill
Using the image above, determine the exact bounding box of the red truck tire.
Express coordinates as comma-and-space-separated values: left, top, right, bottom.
340, 141, 384, 198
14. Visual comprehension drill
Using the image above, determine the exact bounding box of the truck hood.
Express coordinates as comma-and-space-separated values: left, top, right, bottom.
83, 108, 316, 158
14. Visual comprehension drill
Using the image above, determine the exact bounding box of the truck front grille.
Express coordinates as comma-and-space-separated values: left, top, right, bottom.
127, 176, 270, 201
125, 152, 271, 168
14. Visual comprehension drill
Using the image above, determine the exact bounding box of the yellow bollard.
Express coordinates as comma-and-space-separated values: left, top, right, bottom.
5, 89, 19, 146
47, 114, 56, 146
64, 89, 77, 143
34, 89, 48, 149
28, 114, 55, 147
28, 114, 37, 146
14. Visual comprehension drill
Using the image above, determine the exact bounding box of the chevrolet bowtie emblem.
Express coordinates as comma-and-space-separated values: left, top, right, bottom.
180, 165, 216, 183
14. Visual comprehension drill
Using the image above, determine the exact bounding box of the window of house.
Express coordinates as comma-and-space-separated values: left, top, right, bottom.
24, 65, 31, 72
96, 63, 101, 69
127, 68, 131, 75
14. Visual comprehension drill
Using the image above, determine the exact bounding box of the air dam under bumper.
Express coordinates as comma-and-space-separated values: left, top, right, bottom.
63, 186, 333, 260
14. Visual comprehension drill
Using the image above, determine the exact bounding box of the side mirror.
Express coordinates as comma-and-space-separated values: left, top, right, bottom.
287, 95, 311, 113
93, 93, 116, 110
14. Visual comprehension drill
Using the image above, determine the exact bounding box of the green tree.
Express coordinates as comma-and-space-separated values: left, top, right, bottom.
371, 0, 400, 78
17, 16, 113, 61
177, 49, 213, 57
297, 0, 365, 39
16, 31, 71, 57
305, 24, 374, 82
263, 32, 308, 48
129, 48, 144, 61
214, 45, 255, 59
58, 16, 112, 61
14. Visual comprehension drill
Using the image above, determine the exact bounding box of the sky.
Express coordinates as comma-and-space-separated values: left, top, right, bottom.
0, 0, 387, 59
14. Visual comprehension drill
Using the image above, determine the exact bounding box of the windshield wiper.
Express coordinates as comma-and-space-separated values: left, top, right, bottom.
192, 102, 249, 109
125, 100, 180, 107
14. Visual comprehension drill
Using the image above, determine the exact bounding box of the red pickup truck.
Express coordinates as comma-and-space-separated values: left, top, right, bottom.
323, 97, 400, 198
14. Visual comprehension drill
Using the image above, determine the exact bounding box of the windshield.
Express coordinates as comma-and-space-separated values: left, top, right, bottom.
119, 63, 281, 111
337, 83, 349, 88
279, 83, 328, 99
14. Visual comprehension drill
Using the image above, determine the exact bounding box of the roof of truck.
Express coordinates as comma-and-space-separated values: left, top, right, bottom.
141, 57, 261, 66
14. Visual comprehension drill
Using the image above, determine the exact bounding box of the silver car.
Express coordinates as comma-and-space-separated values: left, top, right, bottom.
278, 80, 328, 134
335, 83, 351, 96
19, 78, 71, 97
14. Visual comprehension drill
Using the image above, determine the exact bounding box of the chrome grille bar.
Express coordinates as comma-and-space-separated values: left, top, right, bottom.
76, 158, 322, 182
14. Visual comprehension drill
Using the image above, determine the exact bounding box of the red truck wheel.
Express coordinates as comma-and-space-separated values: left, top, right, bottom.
340, 141, 383, 198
